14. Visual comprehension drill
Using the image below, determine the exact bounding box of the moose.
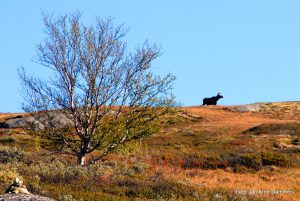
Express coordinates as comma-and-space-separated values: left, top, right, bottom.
202, 93, 223, 105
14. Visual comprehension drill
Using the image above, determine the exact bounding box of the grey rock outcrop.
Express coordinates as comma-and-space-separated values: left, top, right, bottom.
0, 193, 55, 201
5, 178, 30, 194
0, 113, 73, 130
236, 104, 261, 112
1, 178, 55, 200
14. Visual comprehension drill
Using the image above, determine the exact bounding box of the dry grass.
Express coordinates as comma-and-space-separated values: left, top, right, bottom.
152, 165, 300, 201
0, 102, 300, 200
0, 113, 26, 121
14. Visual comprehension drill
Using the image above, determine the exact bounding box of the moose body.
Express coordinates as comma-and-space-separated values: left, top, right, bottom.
203, 93, 223, 105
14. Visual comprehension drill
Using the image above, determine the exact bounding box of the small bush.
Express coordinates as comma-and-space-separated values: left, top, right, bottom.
0, 164, 21, 184
0, 147, 24, 163
125, 163, 147, 176
243, 123, 300, 135
116, 140, 141, 155
226, 153, 262, 172
166, 118, 178, 125
261, 152, 290, 167
182, 155, 227, 169
182, 155, 202, 169
0, 137, 16, 144
18, 158, 117, 186
201, 156, 228, 169
111, 173, 200, 200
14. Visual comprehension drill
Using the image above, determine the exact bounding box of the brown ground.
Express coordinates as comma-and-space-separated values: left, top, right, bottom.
0, 102, 299, 200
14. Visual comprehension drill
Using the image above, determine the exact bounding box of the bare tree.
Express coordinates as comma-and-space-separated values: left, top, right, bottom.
19, 12, 176, 165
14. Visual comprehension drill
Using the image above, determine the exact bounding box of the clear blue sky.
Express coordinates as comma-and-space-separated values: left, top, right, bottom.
1, 0, 300, 112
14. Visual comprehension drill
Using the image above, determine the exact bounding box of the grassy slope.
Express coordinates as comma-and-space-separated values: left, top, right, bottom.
0, 102, 299, 200
144, 104, 300, 200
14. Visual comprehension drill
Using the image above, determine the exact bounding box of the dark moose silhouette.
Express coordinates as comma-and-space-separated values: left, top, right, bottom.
203, 93, 223, 105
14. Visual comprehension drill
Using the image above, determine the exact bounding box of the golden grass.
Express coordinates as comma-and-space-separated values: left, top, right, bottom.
0, 102, 300, 200
149, 164, 300, 201
0, 113, 26, 120
143, 103, 300, 200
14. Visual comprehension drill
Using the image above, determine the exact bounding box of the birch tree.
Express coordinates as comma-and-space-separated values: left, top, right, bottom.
19, 12, 176, 165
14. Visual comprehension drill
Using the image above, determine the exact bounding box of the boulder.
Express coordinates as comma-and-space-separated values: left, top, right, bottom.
5, 178, 30, 194
291, 138, 300, 145
237, 104, 261, 112
0, 113, 73, 130
0, 193, 55, 201
0, 116, 40, 129
1, 178, 55, 200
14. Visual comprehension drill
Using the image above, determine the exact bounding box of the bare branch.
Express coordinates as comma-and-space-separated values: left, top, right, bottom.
19, 12, 176, 165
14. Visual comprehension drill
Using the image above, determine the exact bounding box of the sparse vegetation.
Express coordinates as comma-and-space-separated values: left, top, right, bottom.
261, 152, 290, 167
0, 102, 299, 200
0, 146, 24, 163
243, 123, 300, 135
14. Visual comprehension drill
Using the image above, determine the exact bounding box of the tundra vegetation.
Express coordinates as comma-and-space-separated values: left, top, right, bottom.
0, 102, 299, 200
0, 12, 299, 201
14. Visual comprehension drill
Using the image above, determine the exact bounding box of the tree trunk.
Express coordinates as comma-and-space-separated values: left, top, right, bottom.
77, 152, 86, 166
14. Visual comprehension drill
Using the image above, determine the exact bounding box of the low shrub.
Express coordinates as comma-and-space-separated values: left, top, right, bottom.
261, 152, 290, 167
243, 123, 300, 135
116, 140, 141, 155
182, 155, 202, 169
110, 174, 200, 200
0, 137, 16, 144
226, 153, 262, 172
181, 151, 294, 172
201, 156, 228, 169
0, 164, 21, 184
0, 146, 24, 163
182, 154, 227, 169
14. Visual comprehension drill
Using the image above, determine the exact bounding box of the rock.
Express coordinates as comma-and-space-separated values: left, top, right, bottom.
0, 193, 55, 201
2, 178, 54, 201
268, 165, 278, 171
5, 178, 30, 194
0, 113, 73, 130
180, 129, 194, 135
0, 117, 39, 129
237, 104, 261, 112
178, 111, 202, 121
224, 167, 233, 172
273, 142, 287, 149
291, 138, 300, 145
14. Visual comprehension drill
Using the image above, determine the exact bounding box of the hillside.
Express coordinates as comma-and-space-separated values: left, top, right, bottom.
0, 102, 299, 200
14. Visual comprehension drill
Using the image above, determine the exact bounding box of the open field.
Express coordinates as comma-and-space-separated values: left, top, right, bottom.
0, 102, 299, 200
